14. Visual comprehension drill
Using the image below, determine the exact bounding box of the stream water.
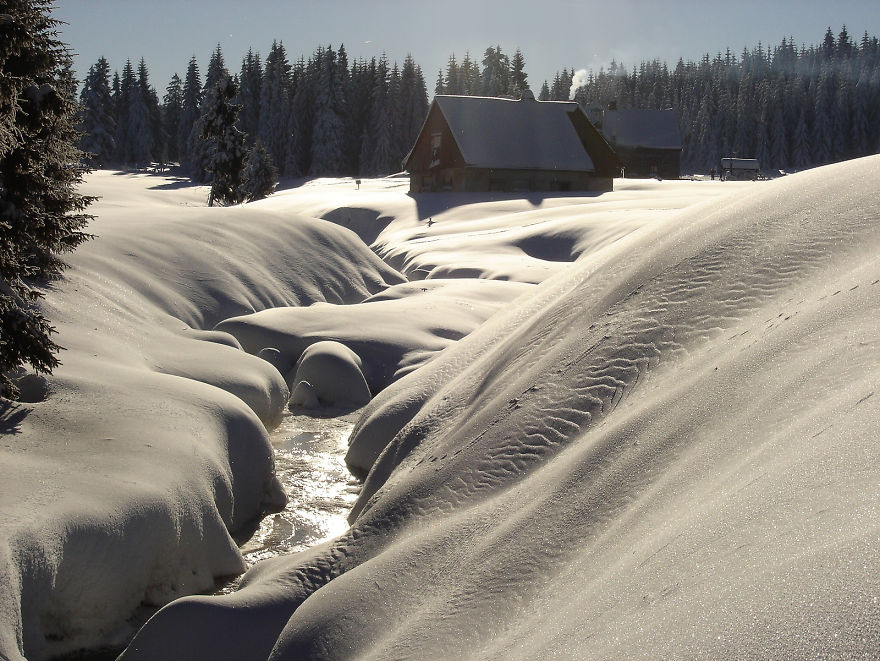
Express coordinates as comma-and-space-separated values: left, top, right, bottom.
228, 409, 362, 579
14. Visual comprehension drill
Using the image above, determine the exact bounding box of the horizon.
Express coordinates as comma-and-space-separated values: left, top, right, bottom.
55, 1, 880, 97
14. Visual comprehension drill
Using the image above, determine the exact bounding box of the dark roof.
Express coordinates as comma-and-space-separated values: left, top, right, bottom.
602, 109, 682, 150
431, 95, 596, 171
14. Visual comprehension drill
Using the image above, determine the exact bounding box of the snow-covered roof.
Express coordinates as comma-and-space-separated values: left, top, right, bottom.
434, 95, 596, 172
602, 109, 682, 150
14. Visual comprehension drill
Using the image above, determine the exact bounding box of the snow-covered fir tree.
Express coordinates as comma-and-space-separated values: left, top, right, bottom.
258, 41, 291, 174
481, 46, 509, 97
178, 56, 202, 172
113, 59, 134, 162
286, 55, 313, 176
510, 49, 528, 96
189, 46, 229, 181
1, 0, 95, 399
308, 45, 345, 176
359, 54, 393, 176
78, 56, 116, 166
241, 139, 278, 202
162, 73, 183, 163
237, 49, 262, 147
198, 75, 247, 206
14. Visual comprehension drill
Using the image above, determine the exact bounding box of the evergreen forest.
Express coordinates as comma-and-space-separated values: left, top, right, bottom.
76, 27, 880, 182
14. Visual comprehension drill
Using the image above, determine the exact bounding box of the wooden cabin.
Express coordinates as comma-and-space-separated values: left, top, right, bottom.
403, 91, 619, 193
599, 109, 682, 179
720, 157, 761, 181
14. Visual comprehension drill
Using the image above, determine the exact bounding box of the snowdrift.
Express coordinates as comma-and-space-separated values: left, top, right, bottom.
0, 172, 404, 661
120, 158, 880, 659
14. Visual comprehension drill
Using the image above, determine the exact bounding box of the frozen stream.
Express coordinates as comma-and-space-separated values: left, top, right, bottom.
221, 409, 361, 590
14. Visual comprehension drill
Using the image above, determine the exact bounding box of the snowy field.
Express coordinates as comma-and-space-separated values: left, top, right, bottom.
1, 159, 878, 659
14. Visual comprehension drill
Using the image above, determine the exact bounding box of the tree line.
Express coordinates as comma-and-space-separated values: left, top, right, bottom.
566, 27, 880, 172
77, 42, 430, 181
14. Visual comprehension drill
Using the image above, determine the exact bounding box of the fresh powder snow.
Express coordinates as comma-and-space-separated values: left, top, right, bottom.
1, 159, 878, 660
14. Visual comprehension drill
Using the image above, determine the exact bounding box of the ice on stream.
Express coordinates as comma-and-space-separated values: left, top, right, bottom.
233, 410, 360, 571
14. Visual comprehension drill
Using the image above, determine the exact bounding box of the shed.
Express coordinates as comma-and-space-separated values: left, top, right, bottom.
600, 109, 682, 179
403, 92, 619, 193
720, 157, 760, 181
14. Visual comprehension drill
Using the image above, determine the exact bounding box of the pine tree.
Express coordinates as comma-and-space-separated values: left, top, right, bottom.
237, 48, 262, 146
198, 75, 246, 206
509, 49, 528, 96
241, 139, 277, 202
78, 56, 115, 166
258, 41, 291, 173
189, 45, 228, 181
162, 73, 183, 163
309, 45, 345, 176
360, 54, 393, 175
444, 54, 461, 95
434, 69, 445, 95
538, 80, 550, 101
178, 56, 201, 173
396, 54, 428, 159
481, 45, 509, 97
134, 58, 162, 166
1, 0, 95, 399
286, 55, 313, 176
343, 57, 375, 175
113, 59, 135, 162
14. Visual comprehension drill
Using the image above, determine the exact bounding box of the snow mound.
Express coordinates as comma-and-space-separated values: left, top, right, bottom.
216, 278, 532, 394
121, 157, 880, 660
0, 171, 405, 661
289, 341, 371, 409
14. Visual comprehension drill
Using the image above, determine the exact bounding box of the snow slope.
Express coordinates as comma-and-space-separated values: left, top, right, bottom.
118, 158, 880, 659
0, 172, 405, 660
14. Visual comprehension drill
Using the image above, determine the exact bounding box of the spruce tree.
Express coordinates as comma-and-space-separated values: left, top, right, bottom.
360, 54, 392, 175
113, 59, 135, 162
162, 73, 183, 163
198, 75, 246, 206
137, 58, 164, 166
178, 56, 201, 173
258, 40, 291, 173
1, 0, 95, 399
241, 139, 277, 202
189, 46, 228, 181
309, 45, 345, 176
509, 49, 528, 96
78, 56, 115, 166
538, 80, 550, 101
237, 48, 262, 146
286, 55, 313, 176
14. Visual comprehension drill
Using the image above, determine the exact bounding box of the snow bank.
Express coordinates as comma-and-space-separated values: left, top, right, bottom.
215, 278, 532, 396
0, 171, 404, 661
121, 158, 880, 659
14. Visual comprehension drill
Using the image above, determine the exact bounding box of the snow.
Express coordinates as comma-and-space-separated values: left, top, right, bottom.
2, 159, 879, 660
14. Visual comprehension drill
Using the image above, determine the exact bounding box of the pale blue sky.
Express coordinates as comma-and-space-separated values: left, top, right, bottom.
56, 0, 879, 95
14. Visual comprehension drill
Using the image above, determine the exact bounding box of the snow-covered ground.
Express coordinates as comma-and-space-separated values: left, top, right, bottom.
1, 160, 878, 659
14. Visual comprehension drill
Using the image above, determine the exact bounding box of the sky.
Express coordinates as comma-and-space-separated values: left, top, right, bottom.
55, 0, 879, 97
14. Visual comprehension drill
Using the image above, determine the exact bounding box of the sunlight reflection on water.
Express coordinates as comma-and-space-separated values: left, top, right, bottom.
238, 409, 361, 566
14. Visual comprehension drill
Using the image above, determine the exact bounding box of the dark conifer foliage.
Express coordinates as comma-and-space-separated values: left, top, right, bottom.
1, 0, 94, 399
198, 75, 246, 206
162, 73, 183, 162
241, 139, 277, 202
570, 27, 880, 172
178, 56, 201, 173
78, 55, 115, 166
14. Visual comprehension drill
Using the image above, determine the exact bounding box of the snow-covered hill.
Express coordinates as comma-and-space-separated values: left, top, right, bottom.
2, 161, 878, 660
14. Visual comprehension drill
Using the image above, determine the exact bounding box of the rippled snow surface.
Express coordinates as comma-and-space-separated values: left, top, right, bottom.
238, 410, 361, 566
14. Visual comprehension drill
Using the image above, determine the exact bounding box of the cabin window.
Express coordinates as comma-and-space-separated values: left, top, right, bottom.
430, 133, 442, 163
